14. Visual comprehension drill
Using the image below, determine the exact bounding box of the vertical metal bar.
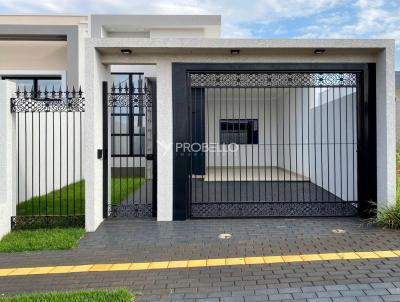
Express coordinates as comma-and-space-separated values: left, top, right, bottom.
333, 87, 337, 201
232, 88, 236, 201
294, 87, 299, 202
193, 87, 197, 206
80, 112, 83, 214
17, 113, 20, 215
282, 87, 286, 201
59, 111, 62, 214
345, 86, 349, 202
25, 111, 27, 207
301, 87, 305, 202
244, 88, 248, 200
319, 87, 324, 202
307, 87, 311, 203
220, 87, 222, 202
238, 88, 242, 201
73, 111, 76, 214
45, 111, 48, 215
313, 87, 317, 202
269, 87, 273, 202
226, 87, 229, 201
257, 88, 261, 201
52, 111, 55, 214
352, 86, 356, 202
66, 103, 69, 215
207, 88, 210, 202
31, 110, 34, 215
339, 86, 343, 200
288, 87, 292, 201
38, 111, 41, 215
327, 87, 330, 202
213, 87, 216, 202
102, 82, 109, 218
276, 87, 280, 201
200, 88, 204, 203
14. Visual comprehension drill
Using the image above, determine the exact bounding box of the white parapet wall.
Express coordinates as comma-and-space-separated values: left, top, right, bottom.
0, 80, 16, 239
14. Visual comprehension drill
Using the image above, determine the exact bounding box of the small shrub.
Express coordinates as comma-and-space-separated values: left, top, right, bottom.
369, 203, 400, 229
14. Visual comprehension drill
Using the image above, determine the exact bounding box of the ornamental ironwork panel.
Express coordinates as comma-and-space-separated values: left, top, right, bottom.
107, 83, 152, 107
11, 87, 85, 112
190, 72, 357, 88
191, 202, 357, 217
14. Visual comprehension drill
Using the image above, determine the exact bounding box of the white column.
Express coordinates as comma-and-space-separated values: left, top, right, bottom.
84, 42, 110, 232
156, 60, 173, 221
376, 44, 396, 208
0, 80, 16, 238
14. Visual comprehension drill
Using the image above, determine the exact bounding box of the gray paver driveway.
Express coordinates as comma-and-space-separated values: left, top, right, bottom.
1, 217, 400, 301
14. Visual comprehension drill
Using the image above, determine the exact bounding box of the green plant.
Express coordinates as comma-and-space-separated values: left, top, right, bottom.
0, 289, 135, 302
0, 228, 85, 252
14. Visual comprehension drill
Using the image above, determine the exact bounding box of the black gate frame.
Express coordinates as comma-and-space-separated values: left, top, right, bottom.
172, 63, 377, 220
102, 80, 158, 218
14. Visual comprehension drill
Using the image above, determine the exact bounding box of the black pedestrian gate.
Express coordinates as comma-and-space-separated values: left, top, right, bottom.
173, 64, 377, 219
102, 80, 157, 218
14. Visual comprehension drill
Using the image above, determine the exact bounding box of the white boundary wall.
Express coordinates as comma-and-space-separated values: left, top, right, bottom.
0, 81, 16, 239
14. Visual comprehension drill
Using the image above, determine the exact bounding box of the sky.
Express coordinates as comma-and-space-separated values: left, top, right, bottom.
1, 0, 399, 69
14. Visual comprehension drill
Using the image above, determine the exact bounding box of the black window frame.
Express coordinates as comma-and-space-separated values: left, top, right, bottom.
1, 75, 62, 92
220, 119, 259, 144
111, 72, 146, 157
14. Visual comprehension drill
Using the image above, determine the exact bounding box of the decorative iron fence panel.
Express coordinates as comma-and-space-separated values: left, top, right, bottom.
105, 81, 157, 218
188, 72, 359, 217
11, 88, 85, 229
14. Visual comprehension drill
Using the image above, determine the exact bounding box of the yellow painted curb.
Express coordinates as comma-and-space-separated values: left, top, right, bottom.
1, 249, 400, 277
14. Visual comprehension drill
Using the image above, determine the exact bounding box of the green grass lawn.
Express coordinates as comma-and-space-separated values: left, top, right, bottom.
17, 177, 145, 216
0, 228, 85, 252
0, 289, 135, 302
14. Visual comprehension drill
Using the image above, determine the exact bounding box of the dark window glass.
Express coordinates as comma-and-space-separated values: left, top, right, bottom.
110, 72, 146, 157
1, 76, 62, 92
220, 119, 259, 144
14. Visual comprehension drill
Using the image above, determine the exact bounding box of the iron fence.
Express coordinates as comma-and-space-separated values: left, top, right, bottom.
11, 87, 85, 229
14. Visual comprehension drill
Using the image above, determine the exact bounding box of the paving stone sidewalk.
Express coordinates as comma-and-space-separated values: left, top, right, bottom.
0, 217, 400, 301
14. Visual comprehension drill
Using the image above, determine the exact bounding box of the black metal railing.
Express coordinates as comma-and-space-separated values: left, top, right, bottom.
11, 87, 85, 229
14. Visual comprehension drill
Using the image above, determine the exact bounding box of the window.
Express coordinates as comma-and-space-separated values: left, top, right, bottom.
111, 73, 146, 157
1, 76, 62, 92
220, 119, 259, 144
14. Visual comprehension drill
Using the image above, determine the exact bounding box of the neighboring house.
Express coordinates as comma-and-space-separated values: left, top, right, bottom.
0, 14, 396, 236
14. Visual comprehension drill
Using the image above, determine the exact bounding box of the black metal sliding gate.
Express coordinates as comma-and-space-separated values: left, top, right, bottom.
186, 71, 362, 218
103, 80, 157, 218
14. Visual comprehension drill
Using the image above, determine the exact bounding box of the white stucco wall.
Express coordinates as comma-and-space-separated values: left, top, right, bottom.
84, 46, 111, 232
0, 41, 67, 71
0, 81, 16, 239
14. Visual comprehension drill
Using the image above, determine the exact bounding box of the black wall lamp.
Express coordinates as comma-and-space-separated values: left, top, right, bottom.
121, 49, 132, 55
313, 49, 326, 55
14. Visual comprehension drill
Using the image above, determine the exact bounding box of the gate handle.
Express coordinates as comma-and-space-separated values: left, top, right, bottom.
146, 154, 154, 160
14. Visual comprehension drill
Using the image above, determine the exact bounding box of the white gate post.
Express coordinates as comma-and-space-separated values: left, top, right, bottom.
0, 80, 16, 239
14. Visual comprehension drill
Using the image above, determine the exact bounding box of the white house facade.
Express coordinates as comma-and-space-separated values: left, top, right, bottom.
0, 14, 396, 236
